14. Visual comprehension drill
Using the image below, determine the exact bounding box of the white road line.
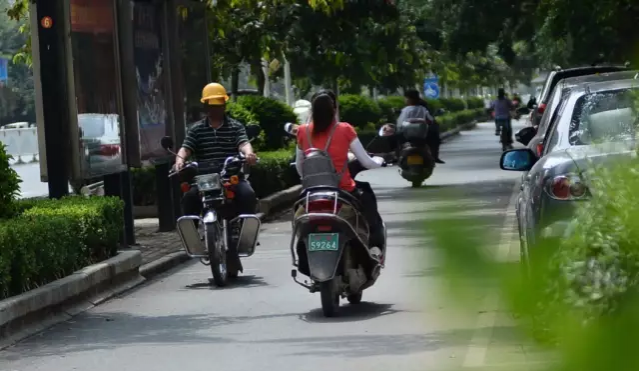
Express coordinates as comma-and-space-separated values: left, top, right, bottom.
462, 180, 521, 368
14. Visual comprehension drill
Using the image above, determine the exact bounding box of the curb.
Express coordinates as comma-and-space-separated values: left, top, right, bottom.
138, 184, 302, 280
0, 250, 143, 348
441, 121, 479, 142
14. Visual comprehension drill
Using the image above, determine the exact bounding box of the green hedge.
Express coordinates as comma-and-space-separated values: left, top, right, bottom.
437, 108, 485, 132
466, 97, 485, 109
0, 196, 123, 299
249, 149, 299, 198
236, 96, 297, 150
0, 143, 21, 219
357, 107, 485, 145
131, 149, 298, 205
338, 94, 383, 129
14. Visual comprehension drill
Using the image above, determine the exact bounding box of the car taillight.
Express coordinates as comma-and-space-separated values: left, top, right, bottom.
99, 144, 120, 157
307, 199, 342, 213
536, 143, 544, 157
547, 175, 588, 200
537, 103, 547, 115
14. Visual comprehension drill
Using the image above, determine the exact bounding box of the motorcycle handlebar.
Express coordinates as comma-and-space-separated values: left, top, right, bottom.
168, 154, 260, 178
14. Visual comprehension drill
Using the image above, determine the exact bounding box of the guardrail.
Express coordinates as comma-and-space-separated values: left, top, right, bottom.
0, 128, 39, 165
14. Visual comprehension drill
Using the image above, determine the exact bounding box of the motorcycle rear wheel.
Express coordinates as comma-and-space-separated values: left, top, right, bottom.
320, 280, 340, 317
411, 179, 423, 188
206, 223, 228, 287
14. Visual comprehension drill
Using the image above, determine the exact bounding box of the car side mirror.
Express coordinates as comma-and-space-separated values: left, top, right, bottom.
245, 124, 261, 140
160, 136, 174, 150
500, 148, 536, 171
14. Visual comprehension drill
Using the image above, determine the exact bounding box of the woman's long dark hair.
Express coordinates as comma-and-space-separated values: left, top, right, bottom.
314, 89, 337, 109
311, 93, 336, 134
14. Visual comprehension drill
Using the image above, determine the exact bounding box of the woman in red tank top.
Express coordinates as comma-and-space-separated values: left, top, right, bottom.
295, 91, 387, 255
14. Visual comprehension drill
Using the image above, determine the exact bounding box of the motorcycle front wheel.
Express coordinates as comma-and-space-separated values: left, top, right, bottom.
206, 222, 228, 287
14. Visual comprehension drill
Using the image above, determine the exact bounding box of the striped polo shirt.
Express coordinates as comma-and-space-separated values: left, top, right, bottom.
182, 116, 249, 172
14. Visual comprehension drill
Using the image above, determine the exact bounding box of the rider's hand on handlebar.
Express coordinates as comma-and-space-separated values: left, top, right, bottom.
372, 156, 385, 166
245, 153, 258, 166
174, 157, 185, 171
381, 124, 395, 136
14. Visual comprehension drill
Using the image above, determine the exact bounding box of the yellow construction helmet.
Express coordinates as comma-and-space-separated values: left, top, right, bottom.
201, 83, 229, 105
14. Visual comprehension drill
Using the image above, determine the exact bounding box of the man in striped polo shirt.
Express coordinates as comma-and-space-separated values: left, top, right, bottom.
175, 83, 258, 219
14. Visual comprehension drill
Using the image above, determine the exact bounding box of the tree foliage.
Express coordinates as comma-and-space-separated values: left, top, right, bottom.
1, 0, 34, 125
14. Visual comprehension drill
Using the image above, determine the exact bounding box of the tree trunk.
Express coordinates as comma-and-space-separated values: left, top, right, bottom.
253, 59, 266, 96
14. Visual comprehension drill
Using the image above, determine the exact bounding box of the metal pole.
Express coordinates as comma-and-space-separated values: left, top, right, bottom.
262, 58, 270, 97
35, 0, 71, 199
283, 56, 293, 106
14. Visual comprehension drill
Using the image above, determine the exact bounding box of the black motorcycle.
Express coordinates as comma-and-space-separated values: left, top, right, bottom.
160, 135, 262, 287
380, 118, 435, 188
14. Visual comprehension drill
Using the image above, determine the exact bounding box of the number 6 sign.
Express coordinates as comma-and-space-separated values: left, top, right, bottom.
41, 16, 53, 29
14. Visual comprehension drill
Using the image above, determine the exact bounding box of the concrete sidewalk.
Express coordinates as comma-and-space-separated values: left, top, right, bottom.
133, 219, 182, 266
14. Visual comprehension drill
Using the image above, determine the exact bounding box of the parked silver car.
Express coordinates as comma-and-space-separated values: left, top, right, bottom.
500, 75, 639, 271
518, 70, 639, 157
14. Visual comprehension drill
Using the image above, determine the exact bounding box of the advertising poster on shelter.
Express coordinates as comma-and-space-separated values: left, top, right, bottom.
133, 1, 168, 160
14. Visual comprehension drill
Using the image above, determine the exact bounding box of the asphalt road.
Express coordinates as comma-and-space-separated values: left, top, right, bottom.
0, 121, 530, 371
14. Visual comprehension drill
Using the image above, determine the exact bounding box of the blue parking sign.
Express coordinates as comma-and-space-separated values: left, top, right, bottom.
0, 58, 8, 82
423, 78, 439, 99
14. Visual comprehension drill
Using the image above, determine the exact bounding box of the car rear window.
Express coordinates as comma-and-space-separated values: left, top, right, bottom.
569, 88, 638, 145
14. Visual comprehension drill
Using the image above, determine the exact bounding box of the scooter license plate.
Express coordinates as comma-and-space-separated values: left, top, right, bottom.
407, 155, 424, 165
308, 233, 339, 251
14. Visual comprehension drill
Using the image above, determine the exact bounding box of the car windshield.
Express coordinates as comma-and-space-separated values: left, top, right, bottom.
569, 88, 639, 145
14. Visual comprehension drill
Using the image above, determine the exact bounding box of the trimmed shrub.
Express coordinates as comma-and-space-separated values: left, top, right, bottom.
236, 96, 297, 150
0, 196, 124, 299
439, 98, 466, 112
377, 96, 405, 123
249, 149, 299, 198
466, 97, 485, 109
424, 99, 444, 113
227, 102, 259, 125
437, 109, 484, 131
0, 143, 21, 219
131, 150, 300, 205
131, 167, 156, 206
338, 94, 382, 129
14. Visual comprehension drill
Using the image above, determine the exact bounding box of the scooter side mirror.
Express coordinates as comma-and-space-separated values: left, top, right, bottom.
245, 124, 262, 140
284, 122, 299, 136
160, 136, 174, 150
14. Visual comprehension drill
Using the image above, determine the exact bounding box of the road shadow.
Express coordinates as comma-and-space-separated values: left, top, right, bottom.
184, 274, 269, 290
300, 302, 401, 324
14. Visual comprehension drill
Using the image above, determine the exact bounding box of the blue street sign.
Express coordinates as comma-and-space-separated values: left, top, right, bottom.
424, 81, 439, 99
0, 58, 8, 82
424, 74, 440, 99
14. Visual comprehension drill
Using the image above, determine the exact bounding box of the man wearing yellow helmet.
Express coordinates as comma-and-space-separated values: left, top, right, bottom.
176, 82, 258, 219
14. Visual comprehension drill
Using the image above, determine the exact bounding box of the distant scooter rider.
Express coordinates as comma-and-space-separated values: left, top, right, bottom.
384, 90, 443, 164
295, 91, 386, 258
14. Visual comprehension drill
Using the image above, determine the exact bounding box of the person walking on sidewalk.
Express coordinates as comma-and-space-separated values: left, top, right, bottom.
491, 88, 515, 151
